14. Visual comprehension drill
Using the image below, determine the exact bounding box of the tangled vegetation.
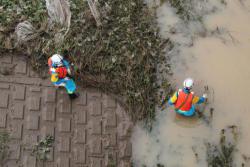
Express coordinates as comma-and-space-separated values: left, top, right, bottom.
206, 126, 238, 167
31, 135, 54, 161
0, 0, 172, 121
0, 132, 10, 166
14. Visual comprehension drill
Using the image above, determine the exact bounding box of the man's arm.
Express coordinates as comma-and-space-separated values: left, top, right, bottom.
168, 91, 178, 105
50, 68, 59, 83
192, 95, 206, 104
62, 59, 72, 75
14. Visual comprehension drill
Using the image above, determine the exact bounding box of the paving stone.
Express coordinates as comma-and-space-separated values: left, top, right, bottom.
24, 155, 36, 167
14, 85, 26, 100
26, 114, 39, 130
74, 164, 87, 167
46, 147, 54, 161
42, 103, 56, 121
75, 91, 87, 106
0, 92, 8, 108
24, 134, 38, 150
119, 141, 132, 158
118, 122, 132, 138
58, 96, 71, 113
119, 161, 131, 167
90, 136, 102, 154
90, 158, 102, 167
74, 145, 86, 164
103, 95, 116, 108
1, 56, 12, 63
44, 88, 56, 102
29, 87, 41, 92
88, 91, 101, 98
103, 109, 117, 127
15, 77, 42, 85
12, 103, 24, 119
28, 96, 41, 111
9, 122, 23, 139
29, 68, 40, 77
59, 137, 71, 152
73, 106, 87, 124
41, 125, 55, 137
57, 157, 70, 167
0, 112, 7, 128
75, 126, 86, 144
103, 133, 117, 147
9, 143, 20, 160
89, 101, 102, 116
0, 83, 10, 89
59, 118, 71, 132
89, 118, 102, 135
14, 58, 27, 74
104, 152, 117, 167
6, 161, 21, 167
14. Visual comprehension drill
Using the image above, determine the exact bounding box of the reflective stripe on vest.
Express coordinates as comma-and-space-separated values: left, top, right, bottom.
174, 90, 194, 111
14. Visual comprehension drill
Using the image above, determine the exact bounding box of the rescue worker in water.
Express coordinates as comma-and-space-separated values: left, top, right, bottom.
168, 78, 207, 116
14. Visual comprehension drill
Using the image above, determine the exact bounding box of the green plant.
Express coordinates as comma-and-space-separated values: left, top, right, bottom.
0, 0, 47, 51
0, 132, 10, 165
31, 135, 54, 161
107, 154, 116, 167
206, 126, 238, 167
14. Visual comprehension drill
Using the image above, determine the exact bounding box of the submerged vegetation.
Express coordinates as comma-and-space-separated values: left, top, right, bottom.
163, 0, 201, 21
0, 0, 172, 121
206, 126, 239, 167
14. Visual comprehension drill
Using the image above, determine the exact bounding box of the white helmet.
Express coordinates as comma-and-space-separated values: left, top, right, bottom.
183, 78, 194, 89
51, 54, 63, 66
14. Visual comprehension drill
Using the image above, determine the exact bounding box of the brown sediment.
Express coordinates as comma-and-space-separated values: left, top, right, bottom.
132, 0, 250, 166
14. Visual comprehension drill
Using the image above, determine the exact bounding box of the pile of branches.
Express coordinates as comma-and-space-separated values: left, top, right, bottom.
0, 0, 171, 121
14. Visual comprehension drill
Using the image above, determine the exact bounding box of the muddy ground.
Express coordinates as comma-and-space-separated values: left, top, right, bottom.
132, 0, 250, 166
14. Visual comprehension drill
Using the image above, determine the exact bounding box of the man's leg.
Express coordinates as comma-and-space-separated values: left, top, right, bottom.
65, 78, 79, 99
175, 106, 195, 117
68, 92, 79, 99
182, 105, 196, 117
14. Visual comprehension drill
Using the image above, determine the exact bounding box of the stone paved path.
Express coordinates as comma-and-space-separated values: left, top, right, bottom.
0, 55, 133, 167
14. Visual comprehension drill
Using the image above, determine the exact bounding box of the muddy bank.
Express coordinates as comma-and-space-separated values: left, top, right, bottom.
132, 0, 250, 166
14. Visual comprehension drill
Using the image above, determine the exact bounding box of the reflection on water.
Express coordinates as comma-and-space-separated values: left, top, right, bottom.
132, 0, 250, 166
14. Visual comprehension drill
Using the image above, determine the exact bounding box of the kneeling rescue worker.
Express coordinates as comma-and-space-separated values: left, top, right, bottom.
48, 54, 79, 99
168, 78, 207, 116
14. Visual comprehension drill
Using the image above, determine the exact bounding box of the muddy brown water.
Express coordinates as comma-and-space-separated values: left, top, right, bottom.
132, 0, 250, 166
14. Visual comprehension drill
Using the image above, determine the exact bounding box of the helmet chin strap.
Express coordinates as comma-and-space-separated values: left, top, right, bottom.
184, 87, 192, 92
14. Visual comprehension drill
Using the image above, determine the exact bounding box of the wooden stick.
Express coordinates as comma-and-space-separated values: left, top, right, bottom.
87, 0, 101, 26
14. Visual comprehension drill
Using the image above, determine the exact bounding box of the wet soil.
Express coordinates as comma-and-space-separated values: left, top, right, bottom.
132, 0, 250, 166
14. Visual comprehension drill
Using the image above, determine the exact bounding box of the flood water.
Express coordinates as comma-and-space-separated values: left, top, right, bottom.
132, 0, 250, 166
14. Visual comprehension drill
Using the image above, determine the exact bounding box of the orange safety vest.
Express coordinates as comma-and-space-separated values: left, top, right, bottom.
174, 90, 194, 111
55, 66, 68, 79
